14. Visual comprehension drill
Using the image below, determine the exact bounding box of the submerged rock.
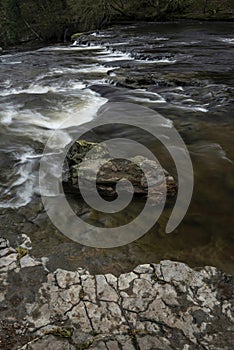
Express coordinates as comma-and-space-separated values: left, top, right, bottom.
0, 236, 233, 349
63, 140, 177, 202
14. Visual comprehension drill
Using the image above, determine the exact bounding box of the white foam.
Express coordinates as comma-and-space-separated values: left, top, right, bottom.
0, 110, 16, 126
88, 78, 113, 85
129, 93, 166, 104
132, 89, 166, 102
108, 71, 117, 77
50, 67, 85, 75
177, 41, 200, 46
0, 60, 22, 65
0, 79, 11, 88
38, 45, 103, 52
218, 38, 234, 44
154, 37, 169, 41
95, 50, 134, 62
173, 104, 209, 113
110, 42, 130, 46
50, 65, 117, 75
0, 149, 37, 208
137, 58, 176, 64
0, 81, 86, 97
190, 106, 209, 113
12, 89, 107, 130
1, 114, 13, 126
162, 119, 174, 128
190, 41, 201, 44
76, 65, 118, 73
90, 32, 113, 38
0, 85, 52, 96
0, 106, 18, 125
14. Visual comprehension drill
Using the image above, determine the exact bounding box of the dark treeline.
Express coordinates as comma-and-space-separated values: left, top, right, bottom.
0, 0, 233, 46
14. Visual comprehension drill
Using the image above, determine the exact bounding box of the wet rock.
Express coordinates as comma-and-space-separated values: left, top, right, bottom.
109, 68, 210, 90
63, 140, 177, 202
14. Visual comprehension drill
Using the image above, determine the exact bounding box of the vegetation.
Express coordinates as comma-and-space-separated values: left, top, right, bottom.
16, 246, 28, 259
0, 0, 69, 45
44, 327, 73, 338
0, 0, 233, 46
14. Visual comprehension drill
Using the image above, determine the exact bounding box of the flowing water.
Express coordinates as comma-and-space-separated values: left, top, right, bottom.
0, 21, 233, 275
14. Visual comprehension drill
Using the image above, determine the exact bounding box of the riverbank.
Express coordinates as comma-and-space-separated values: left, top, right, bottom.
174, 13, 234, 21
1, 13, 234, 50
0, 0, 233, 49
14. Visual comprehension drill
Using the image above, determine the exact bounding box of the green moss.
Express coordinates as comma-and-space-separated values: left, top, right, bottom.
71, 33, 84, 40
129, 328, 141, 338
45, 327, 73, 338
129, 329, 155, 339
16, 247, 28, 260
76, 140, 96, 148
77, 339, 94, 350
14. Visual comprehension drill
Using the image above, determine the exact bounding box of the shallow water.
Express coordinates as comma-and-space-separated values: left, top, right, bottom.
0, 21, 233, 275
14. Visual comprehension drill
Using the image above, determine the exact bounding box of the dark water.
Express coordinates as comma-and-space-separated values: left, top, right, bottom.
0, 21, 233, 275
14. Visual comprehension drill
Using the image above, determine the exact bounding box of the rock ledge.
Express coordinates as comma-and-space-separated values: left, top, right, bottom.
0, 236, 233, 350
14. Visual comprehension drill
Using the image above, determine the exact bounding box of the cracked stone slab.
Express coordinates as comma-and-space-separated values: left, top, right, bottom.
0, 235, 233, 350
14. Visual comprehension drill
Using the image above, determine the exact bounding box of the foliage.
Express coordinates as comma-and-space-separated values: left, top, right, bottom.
0, 0, 23, 44
0, 0, 233, 46
69, 0, 193, 29
189, 0, 234, 15
0, 0, 69, 44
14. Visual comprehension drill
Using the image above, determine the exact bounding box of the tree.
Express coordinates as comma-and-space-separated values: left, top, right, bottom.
0, 0, 24, 44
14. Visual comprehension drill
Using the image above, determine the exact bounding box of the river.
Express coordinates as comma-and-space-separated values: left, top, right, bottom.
0, 21, 233, 275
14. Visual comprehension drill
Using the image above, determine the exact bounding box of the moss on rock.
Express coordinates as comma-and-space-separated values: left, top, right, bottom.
16, 247, 28, 260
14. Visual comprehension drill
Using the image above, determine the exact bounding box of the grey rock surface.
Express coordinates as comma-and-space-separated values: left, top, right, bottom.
63, 140, 177, 201
0, 235, 233, 350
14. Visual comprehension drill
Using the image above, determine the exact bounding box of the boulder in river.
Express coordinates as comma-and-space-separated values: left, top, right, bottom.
63, 140, 177, 203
